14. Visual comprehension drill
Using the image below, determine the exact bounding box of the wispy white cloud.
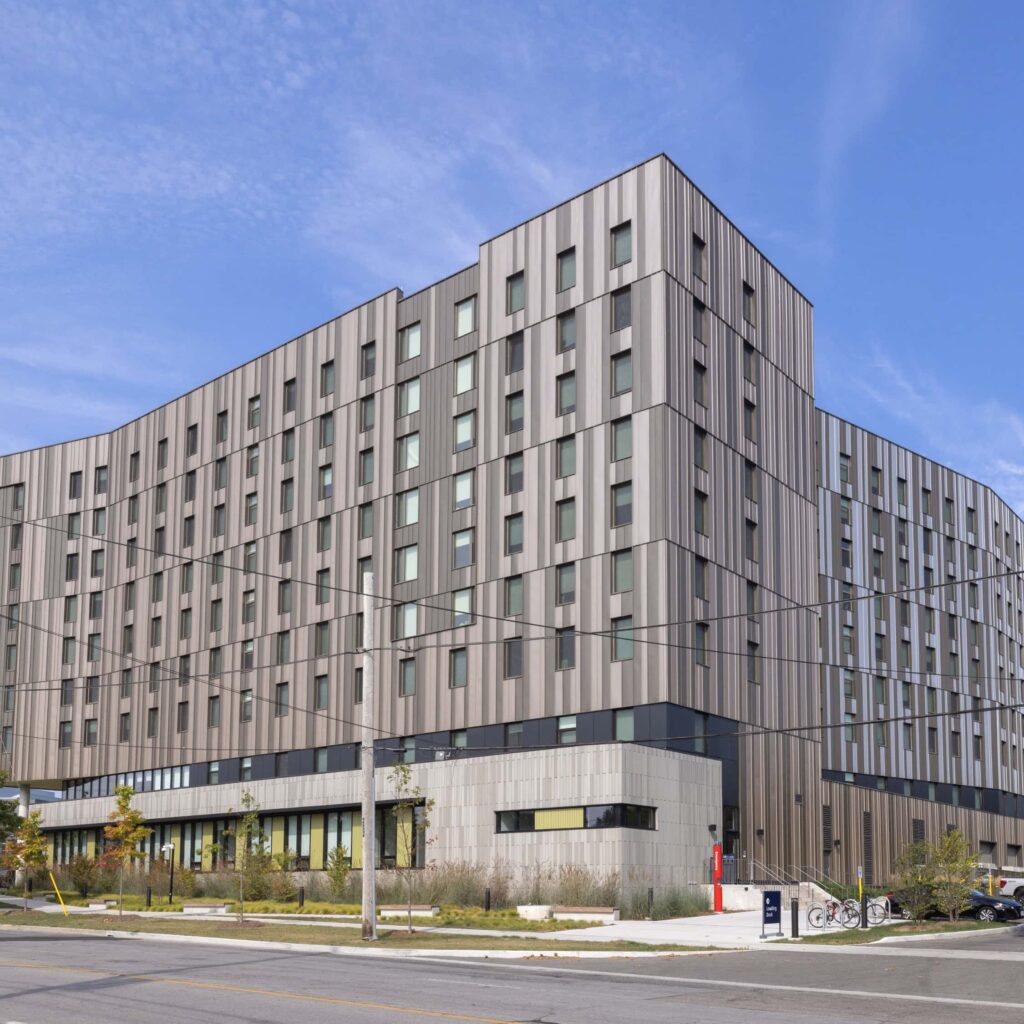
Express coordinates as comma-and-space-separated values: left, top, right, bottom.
819, 341, 1024, 515
817, 0, 922, 218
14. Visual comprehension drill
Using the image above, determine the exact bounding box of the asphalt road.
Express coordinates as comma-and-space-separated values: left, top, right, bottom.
1, 929, 1023, 1023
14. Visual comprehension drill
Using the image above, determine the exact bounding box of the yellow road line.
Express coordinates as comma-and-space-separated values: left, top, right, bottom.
0, 958, 515, 1023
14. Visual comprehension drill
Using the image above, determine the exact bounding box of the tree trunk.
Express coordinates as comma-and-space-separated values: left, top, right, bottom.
238, 871, 244, 924
119, 864, 125, 919
23, 867, 28, 912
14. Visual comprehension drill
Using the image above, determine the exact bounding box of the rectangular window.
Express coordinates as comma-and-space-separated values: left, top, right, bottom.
505, 391, 524, 433
283, 377, 296, 413
83, 718, 97, 746
396, 488, 419, 527
395, 544, 418, 583
247, 395, 261, 429
692, 298, 704, 342
453, 528, 474, 568
316, 568, 331, 605
505, 452, 524, 494
449, 648, 468, 688
611, 350, 632, 396
156, 438, 168, 470
129, 451, 140, 481
556, 562, 575, 605
360, 340, 376, 378
557, 310, 576, 353
556, 627, 576, 670
358, 448, 374, 486
611, 286, 631, 331
695, 623, 709, 666
556, 371, 576, 415
693, 362, 706, 406
320, 359, 335, 397
692, 233, 706, 279
319, 412, 335, 448
275, 681, 289, 717
742, 282, 757, 326
318, 464, 333, 500
506, 271, 524, 314
397, 432, 420, 471
399, 657, 416, 697
743, 400, 757, 443
455, 295, 477, 337
358, 502, 373, 539
453, 469, 474, 509
556, 435, 576, 478
745, 519, 758, 561
743, 342, 757, 384
611, 416, 632, 461
694, 490, 708, 536
398, 322, 421, 362
208, 694, 221, 728
611, 549, 633, 593
397, 377, 421, 417
504, 575, 524, 616
176, 700, 189, 733
94, 464, 108, 494
611, 221, 632, 267
394, 602, 418, 639
503, 637, 523, 678
505, 331, 524, 373
611, 616, 633, 661
505, 513, 524, 555
452, 587, 473, 627
556, 498, 576, 542
612, 481, 633, 527
244, 492, 257, 525
314, 674, 328, 711
454, 410, 475, 451
557, 247, 576, 292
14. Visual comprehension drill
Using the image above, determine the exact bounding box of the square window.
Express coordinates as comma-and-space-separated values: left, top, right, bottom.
506, 271, 524, 314
506, 332, 524, 373
557, 247, 576, 292
611, 286, 631, 331
557, 310, 576, 353
399, 322, 421, 362
455, 295, 477, 337
506, 391, 524, 433
611, 221, 632, 267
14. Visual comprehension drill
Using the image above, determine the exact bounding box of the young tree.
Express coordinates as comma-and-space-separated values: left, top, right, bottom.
388, 762, 434, 933
102, 785, 151, 918
0, 771, 21, 851
1, 810, 49, 910
226, 789, 271, 923
932, 828, 977, 922
325, 845, 350, 901
892, 839, 937, 921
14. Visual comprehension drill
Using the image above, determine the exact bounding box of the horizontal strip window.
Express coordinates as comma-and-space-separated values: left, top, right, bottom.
496, 804, 656, 834
822, 769, 1024, 818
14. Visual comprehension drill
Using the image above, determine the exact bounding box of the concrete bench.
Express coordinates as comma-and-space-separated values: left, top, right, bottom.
552, 906, 620, 924
181, 902, 231, 915
87, 899, 117, 910
379, 904, 440, 918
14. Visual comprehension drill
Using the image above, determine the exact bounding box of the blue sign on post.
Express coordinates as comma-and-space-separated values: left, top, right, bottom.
761, 890, 782, 938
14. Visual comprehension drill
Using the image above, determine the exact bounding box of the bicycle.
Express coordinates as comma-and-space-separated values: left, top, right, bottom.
807, 898, 860, 929
866, 898, 889, 925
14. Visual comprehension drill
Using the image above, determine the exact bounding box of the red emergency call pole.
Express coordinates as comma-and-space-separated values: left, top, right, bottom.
712, 842, 723, 913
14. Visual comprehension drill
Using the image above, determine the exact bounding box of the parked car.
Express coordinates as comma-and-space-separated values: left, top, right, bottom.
995, 874, 1024, 902
962, 890, 1024, 922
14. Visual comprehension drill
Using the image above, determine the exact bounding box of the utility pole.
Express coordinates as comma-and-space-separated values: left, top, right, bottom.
360, 571, 377, 941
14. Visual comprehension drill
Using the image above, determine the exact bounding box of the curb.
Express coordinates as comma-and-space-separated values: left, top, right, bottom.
873, 921, 1024, 945
0, 924, 725, 960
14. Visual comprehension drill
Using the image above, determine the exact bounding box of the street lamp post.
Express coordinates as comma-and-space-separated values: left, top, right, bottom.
162, 843, 175, 904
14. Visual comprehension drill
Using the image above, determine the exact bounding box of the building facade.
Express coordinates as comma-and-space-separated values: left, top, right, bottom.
1, 154, 1021, 886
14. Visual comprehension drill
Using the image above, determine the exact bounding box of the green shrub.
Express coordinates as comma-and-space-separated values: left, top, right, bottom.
67, 856, 99, 898
326, 847, 350, 900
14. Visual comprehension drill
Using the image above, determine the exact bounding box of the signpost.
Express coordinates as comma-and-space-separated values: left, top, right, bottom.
712, 843, 723, 913
761, 890, 782, 939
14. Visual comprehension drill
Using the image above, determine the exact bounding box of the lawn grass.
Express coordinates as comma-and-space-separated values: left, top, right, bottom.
795, 919, 1011, 944
0, 909, 707, 953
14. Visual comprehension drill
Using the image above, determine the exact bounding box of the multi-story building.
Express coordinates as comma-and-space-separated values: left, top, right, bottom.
0, 154, 1021, 885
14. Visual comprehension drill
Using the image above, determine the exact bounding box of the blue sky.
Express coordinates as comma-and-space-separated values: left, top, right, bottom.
1, 1, 1022, 508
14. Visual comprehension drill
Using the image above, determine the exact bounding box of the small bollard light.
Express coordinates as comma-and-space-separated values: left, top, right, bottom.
791, 898, 799, 939
146, 886, 152, 908
860, 892, 868, 929
298, 886, 305, 910
484, 887, 491, 913
647, 887, 655, 919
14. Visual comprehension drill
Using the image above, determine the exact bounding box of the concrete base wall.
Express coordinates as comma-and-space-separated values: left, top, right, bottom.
38, 744, 722, 886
